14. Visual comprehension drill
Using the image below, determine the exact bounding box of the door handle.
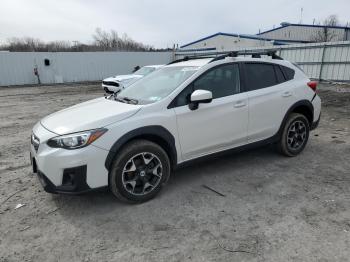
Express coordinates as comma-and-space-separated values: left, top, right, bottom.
234, 101, 246, 108
282, 91, 292, 97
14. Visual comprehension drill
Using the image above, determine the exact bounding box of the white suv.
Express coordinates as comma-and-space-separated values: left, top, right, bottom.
30, 51, 321, 203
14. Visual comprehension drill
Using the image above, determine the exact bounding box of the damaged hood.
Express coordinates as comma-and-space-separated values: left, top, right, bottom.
41, 97, 142, 135
104, 74, 143, 87
113, 74, 143, 81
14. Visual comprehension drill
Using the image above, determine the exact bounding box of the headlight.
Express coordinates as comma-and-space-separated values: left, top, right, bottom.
47, 128, 107, 149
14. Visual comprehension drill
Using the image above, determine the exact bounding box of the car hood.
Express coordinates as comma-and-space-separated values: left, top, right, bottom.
40, 97, 142, 135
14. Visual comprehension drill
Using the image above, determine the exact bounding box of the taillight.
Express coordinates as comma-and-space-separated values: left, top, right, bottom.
307, 81, 317, 92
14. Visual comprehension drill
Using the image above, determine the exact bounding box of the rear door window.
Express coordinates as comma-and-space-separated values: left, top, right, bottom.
280, 66, 295, 81
274, 65, 286, 84
244, 63, 278, 91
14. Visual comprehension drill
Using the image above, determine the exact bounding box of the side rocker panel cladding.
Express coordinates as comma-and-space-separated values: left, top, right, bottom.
104, 125, 177, 170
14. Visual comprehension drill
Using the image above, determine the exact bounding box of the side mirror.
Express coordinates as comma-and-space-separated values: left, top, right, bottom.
189, 89, 213, 110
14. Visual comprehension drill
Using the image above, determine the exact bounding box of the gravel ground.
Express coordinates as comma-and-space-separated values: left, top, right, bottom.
0, 83, 349, 262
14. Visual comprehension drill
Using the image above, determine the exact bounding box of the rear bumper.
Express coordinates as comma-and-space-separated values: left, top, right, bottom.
311, 94, 321, 130
311, 113, 321, 130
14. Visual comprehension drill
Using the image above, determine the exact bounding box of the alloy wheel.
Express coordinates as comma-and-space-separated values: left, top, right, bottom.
287, 120, 307, 151
121, 152, 163, 196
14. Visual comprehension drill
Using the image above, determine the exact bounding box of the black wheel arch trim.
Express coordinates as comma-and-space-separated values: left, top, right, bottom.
311, 93, 317, 102
104, 125, 177, 171
276, 99, 314, 139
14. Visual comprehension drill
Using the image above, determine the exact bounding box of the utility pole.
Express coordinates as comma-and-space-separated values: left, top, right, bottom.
72, 40, 79, 52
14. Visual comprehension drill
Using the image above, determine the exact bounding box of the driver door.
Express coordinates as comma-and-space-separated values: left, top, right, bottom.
172, 63, 249, 161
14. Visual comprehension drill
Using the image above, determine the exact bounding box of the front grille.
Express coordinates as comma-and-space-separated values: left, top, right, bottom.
31, 133, 40, 152
102, 81, 119, 87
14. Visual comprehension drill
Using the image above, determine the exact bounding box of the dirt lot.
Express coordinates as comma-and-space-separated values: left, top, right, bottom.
0, 83, 349, 262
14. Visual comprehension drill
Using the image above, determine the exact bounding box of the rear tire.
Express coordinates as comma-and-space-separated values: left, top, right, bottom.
278, 113, 310, 157
109, 139, 171, 203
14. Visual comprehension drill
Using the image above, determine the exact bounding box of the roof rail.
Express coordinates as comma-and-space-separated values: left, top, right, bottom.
210, 50, 283, 63
169, 50, 283, 65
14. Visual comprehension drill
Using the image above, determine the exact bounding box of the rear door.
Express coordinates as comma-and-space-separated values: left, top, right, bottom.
243, 62, 296, 142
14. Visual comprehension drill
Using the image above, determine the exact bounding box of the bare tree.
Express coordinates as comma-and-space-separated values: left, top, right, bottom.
311, 15, 341, 42
0, 28, 162, 52
5, 37, 45, 51
92, 28, 151, 51
46, 41, 72, 52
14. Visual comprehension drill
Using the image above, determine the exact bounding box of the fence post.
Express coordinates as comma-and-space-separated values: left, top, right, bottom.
319, 44, 326, 81
172, 45, 176, 62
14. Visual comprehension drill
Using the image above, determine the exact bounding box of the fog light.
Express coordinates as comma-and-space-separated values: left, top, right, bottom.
62, 172, 75, 187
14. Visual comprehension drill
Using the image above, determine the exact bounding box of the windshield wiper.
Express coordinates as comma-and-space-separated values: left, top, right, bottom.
114, 96, 127, 103
112, 95, 138, 105
106, 90, 138, 104
120, 96, 139, 105
107, 90, 126, 103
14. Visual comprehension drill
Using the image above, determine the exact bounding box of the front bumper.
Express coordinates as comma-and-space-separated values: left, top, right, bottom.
31, 122, 110, 194
33, 161, 94, 194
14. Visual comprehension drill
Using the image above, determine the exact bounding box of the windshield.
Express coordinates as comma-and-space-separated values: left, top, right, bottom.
118, 66, 199, 104
133, 66, 156, 76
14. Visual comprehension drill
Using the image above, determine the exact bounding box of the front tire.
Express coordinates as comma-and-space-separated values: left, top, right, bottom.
278, 113, 310, 157
109, 140, 171, 203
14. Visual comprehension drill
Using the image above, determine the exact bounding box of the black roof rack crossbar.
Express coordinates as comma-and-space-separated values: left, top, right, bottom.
167, 56, 190, 65
167, 54, 217, 65
240, 50, 283, 60
209, 51, 238, 63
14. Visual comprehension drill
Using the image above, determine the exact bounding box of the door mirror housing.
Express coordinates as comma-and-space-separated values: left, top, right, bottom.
189, 90, 213, 110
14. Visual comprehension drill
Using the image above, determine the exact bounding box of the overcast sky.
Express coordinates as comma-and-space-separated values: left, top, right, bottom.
1, 0, 349, 48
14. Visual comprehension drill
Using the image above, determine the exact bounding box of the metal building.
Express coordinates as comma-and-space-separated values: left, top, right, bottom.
175, 41, 350, 82
179, 33, 300, 53
258, 23, 350, 42
180, 23, 350, 52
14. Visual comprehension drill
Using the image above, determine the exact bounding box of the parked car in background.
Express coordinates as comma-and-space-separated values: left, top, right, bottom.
102, 65, 163, 93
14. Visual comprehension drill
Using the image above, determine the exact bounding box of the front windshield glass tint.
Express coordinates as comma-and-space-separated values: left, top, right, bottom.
119, 66, 199, 104
134, 67, 156, 76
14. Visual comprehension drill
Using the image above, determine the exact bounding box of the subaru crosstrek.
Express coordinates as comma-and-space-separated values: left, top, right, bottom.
30, 51, 321, 203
